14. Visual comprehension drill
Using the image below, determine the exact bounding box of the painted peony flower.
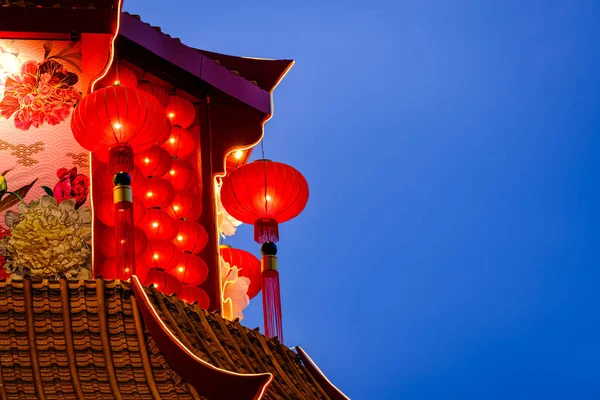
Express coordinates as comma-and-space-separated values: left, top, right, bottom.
0, 59, 81, 130
0, 196, 91, 278
53, 167, 89, 209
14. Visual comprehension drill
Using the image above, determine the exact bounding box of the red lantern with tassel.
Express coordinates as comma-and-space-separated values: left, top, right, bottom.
173, 220, 208, 254
219, 245, 262, 299
165, 94, 196, 128
165, 191, 202, 221
220, 159, 309, 342
177, 284, 210, 309
161, 126, 195, 159
172, 253, 209, 286
137, 80, 169, 107
143, 269, 181, 295
72, 85, 171, 278
137, 177, 175, 209
135, 145, 173, 178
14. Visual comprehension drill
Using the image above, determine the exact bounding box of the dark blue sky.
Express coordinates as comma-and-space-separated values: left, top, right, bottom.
125, 1, 600, 398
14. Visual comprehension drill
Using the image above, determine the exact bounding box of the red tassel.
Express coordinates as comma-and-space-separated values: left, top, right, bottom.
114, 200, 136, 278
109, 145, 134, 175
254, 218, 279, 244
262, 269, 283, 342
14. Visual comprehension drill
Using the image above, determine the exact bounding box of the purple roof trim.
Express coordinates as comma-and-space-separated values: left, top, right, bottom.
119, 13, 272, 115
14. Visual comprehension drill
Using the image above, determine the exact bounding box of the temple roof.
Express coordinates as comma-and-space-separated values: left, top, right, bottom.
0, 278, 342, 400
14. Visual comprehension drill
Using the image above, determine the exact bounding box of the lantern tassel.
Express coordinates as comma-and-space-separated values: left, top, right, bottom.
261, 242, 283, 342
255, 218, 279, 244
113, 172, 136, 278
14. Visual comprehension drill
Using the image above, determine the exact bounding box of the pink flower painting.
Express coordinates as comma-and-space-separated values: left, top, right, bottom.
53, 167, 89, 209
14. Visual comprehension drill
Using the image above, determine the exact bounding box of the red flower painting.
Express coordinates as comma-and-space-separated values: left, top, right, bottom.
0, 59, 81, 130
53, 167, 89, 209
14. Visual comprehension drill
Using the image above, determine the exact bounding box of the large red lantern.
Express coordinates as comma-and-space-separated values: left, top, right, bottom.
165, 94, 196, 129
219, 245, 262, 299
172, 253, 208, 286
139, 239, 179, 271
161, 126, 195, 159
140, 209, 178, 240
137, 80, 169, 107
143, 269, 181, 295
177, 284, 210, 309
165, 191, 202, 221
95, 194, 146, 226
135, 145, 173, 178
220, 159, 309, 243
220, 159, 309, 342
137, 178, 175, 209
163, 159, 195, 191
173, 220, 208, 254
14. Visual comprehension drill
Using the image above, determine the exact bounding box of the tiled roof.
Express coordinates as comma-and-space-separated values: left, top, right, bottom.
0, 0, 118, 9
0, 278, 334, 399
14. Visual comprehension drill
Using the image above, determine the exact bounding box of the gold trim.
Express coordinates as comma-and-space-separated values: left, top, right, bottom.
261, 255, 278, 272
113, 186, 132, 203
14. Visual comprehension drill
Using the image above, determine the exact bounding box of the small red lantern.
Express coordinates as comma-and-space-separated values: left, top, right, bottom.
95, 194, 146, 226
173, 220, 208, 254
172, 253, 208, 286
143, 269, 181, 294
136, 177, 175, 209
220, 159, 309, 243
161, 126, 195, 159
140, 208, 178, 240
219, 245, 262, 299
165, 94, 196, 128
163, 159, 195, 191
139, 239, 179, 271
97, 65, 138, 89
165, 191, 202, 221
177, 284, 210, 309
135, 145, 173, 177
98, 226, 148, 258
137, 80, 169, 107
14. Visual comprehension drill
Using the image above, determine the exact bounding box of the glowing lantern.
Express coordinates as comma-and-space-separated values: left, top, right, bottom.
163, 159, 195, 191
137, 178, 175, 209
177, 284, 210, 309
173, 220, 208, 254
139, 239, 179, 271
97, 65, 139, 89
98, 227, 148, 258
165, 191, 202, 221
161, 126, 195, 159
135, 145, 173, 177
165, 94, 196, 128
219, 245, 261, 299
220, 159, 309, 342
95, 194, 146, 226
143, 269, 181, 295
140, 208, 178, 240
137, 80, 169, 107
172, 253, 208, 286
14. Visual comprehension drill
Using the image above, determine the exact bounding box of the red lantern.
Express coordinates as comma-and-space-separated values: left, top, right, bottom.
143, 269, 181, 295
165, 191, 202, 221
161, 126, 195, 159
177, 284, 210, 309
71, 86, 171, 156
98, 226, 148, 258
92, 164, 142, 196
140, 208, 178, 240
173, 220, 208, 254
163, 159, 195, 191
172, 253, 208, 286
95, 194, 146, 226
165, 94, 196, 128
136, 178, 175, 209
139, 239, 179, 271
219, 245, 262, 299
137, 80, 169, 107
220, 159, 309, 243
135, 145, 173, 177
97, 65, 138, 89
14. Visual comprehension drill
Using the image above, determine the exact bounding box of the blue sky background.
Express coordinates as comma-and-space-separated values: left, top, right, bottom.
125, 1, 600, 398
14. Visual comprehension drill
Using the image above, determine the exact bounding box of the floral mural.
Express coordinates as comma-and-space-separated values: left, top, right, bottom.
0, 39, 90, 279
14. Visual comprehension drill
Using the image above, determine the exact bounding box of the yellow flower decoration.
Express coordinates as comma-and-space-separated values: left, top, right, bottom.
0, 195, 91, 278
